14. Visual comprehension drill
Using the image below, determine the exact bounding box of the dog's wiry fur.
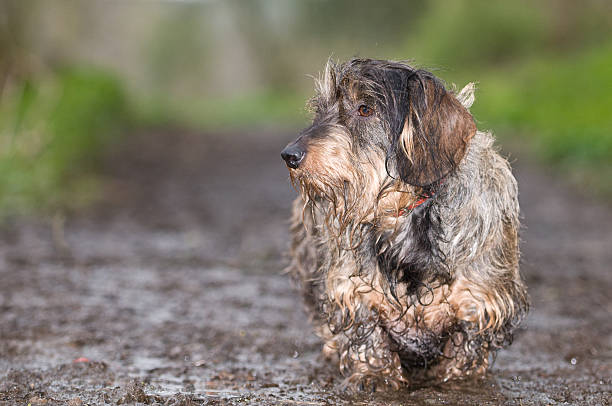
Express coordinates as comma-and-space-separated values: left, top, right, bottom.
282, 59, 529, 391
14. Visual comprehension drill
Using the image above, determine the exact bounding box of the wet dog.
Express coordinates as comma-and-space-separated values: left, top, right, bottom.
281, 59, 528, 391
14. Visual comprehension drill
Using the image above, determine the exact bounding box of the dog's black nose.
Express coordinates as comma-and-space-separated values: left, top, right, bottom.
281, 145, 305, 169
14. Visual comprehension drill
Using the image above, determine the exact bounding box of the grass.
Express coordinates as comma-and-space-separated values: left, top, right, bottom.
0, 68, 129, 216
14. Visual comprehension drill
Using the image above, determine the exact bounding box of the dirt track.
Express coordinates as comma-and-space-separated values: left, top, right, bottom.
1, 130, 610, 405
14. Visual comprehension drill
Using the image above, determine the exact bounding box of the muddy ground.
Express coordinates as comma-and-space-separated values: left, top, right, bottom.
0, 130, 610, 405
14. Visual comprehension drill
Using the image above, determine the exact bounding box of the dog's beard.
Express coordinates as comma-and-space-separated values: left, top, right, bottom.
290, 170, 382, 252
291, 167, 372, 217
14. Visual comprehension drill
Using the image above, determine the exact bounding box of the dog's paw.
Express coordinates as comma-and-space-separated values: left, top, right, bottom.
340, 374, 376, 394
340, 373, 404, 393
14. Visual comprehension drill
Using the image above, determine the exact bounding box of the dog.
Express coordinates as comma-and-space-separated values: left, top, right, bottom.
281, 59, 529, 391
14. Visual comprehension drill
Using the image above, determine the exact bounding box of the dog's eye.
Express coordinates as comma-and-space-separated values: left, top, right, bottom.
357, 105, 374, 117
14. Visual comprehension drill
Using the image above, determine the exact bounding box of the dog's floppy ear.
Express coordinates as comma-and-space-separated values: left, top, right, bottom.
391, 72, 477, 187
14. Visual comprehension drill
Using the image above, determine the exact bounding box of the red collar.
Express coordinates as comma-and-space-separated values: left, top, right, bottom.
396, 195, 432, 216
394, 193, 434, 217
393, 177, 446, 217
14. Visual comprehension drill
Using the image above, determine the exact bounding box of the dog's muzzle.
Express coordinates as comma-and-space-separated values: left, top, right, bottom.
281, 144, 306, 169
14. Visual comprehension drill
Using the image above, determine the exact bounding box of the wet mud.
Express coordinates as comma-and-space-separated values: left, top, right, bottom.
1, 130, 610, 405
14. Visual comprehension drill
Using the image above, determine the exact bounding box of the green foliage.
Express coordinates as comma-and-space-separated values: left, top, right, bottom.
137, 89, 306, 131
403, 0, 548, 69
471, 42, 612, 196
0, 69, 128, 215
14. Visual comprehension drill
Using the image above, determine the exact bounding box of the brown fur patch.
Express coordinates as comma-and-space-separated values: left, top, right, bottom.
399, 79, 477, 186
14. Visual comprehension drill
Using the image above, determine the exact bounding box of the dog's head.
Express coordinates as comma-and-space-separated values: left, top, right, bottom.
282, 59, 476, 218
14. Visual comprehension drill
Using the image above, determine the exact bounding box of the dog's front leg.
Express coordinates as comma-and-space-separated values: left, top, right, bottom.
318, 306, 408, 392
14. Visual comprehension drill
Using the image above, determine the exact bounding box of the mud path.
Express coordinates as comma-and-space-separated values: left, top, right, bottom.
1, 130, 610, 405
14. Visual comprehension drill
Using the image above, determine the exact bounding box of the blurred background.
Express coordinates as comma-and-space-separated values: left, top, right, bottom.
1, 0, 611, 215
2, 2, 612, 403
